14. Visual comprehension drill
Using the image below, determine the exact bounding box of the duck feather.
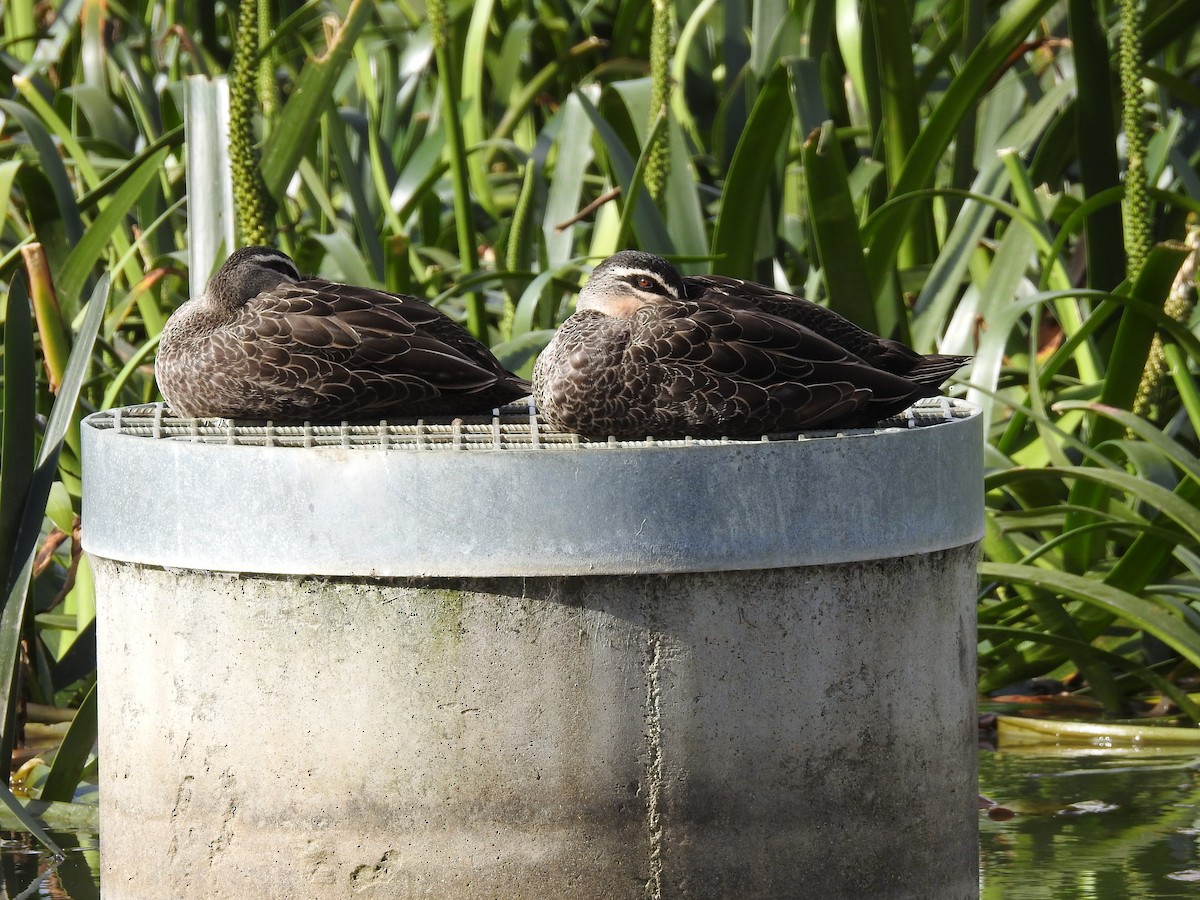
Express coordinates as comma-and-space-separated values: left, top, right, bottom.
533, 250, 970, 440
156, 248, 530, 421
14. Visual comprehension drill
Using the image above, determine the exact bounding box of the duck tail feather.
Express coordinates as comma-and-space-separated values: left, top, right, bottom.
908, 354, 971, 386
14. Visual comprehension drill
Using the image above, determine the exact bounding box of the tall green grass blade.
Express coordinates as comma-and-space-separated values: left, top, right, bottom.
432, 3, 486, 338
945, 0, 984, 223
614, 110, 670, 252
0, 100, 84, 246
661, 117, 709, 265
912, 161, 1007, 350
308, 233, 373, 286
607, 78, 708, 263
1080, 290, 1200, 594
1142, 0, 1200, 56
1104, 480, 1200, 596
72, 548, 96, 637
1098, 245, 1191, 425
363, 119, 403, 240
0, 277, 36, 595
491, 53, 567, 147
101, 335, 160, 411
749, 0, 789, 77
56, 147, 169, 311
863, 0, 1058, 297
993, 300, 1114, 457
917, 74, 1081, 351
574, 90, 674, 255
3, 0, 37, 63
40, 683, 97, 804
1056, 402, 1200, 486
461, 0, 498, 217
981, 562, 1200, 673
1165, 342, 1200, 436
260, 0, 372, 198
0, 159, 25, 229
502, 163, 539, 336
0, 556, 35, 786
1063, 243, 1191, 571
720, 0, 751, 167
26, 273, 108, 568
0, 776, 63, 857
389, 131, 448, 225
327, 107, 385, 280
712, 61, 793, 276
542, 95, 595, 268
21, 245, 70, 393
10, 76, 102, 191
867, 0, 932, 269
785, 57, 831, 139
801, 121, 876, 330
834, 0, 869, 128
512, 268, 565, 336
492, 329, 557, 377
993, 463, 1200, 546
672, 0, 721, 148
0, 274, 108, 783
980, 491, 1128, 712
1068, 0, 1125, 291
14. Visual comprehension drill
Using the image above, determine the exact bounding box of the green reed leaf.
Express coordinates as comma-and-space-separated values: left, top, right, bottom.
40, 683, 97, 804
260, 0, 372, 198
712, 61, 794, 277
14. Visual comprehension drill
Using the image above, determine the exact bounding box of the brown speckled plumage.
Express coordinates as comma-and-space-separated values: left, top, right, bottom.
533, 250, 970, 440
155, 247, 530, 420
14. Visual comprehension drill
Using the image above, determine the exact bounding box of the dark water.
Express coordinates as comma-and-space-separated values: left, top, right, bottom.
980, 748, 1200, 898
0, 832, 98, 899
2, 754, 1199, 897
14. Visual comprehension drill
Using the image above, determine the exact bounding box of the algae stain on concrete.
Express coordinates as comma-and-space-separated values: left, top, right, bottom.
425, 588, 469, 649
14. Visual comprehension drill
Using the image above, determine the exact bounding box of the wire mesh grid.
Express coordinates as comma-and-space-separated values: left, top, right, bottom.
83, 397, 974, 451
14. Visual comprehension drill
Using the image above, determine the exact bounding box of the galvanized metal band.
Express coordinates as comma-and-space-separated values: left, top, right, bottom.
81, 402, 984, 576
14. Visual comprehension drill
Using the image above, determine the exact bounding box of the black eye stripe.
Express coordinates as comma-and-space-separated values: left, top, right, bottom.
258, 257, 300, 279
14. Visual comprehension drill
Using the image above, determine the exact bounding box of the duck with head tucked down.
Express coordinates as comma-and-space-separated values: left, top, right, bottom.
533, 250, 970, 440
155, 247, 531, 421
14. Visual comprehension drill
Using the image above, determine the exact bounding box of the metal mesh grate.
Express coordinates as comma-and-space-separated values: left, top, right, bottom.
83, 397, 974, 450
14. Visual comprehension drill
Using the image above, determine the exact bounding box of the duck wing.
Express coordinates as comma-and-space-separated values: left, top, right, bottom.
683, 274, 969, 384
212, 280, 529, 419
629, 301, 934, 436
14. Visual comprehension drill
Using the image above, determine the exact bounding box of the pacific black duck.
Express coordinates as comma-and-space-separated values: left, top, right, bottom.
156, 247, 530, 421
533, 250, 969, 440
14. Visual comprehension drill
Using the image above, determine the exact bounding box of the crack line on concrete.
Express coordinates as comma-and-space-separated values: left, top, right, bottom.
645, 630, 665, 899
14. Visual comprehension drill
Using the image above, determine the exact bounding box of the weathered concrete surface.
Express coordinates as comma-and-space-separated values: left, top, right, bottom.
94, 546, 978, 900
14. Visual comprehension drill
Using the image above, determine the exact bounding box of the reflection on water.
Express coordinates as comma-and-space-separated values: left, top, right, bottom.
0, 831, 98, 900
980, 748, 1200, 898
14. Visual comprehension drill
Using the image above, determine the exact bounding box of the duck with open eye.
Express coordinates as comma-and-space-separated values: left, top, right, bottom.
533, 249, 970, 440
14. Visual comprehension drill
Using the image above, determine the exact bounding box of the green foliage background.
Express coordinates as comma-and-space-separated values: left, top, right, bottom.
1, 0, 1200, 818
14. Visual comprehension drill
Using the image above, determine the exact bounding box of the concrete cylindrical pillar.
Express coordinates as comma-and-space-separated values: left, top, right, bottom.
83, 401, 983, 899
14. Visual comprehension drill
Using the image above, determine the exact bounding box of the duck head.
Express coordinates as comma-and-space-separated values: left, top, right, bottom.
575, 250, 686, 318
205, 246, 302, 311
